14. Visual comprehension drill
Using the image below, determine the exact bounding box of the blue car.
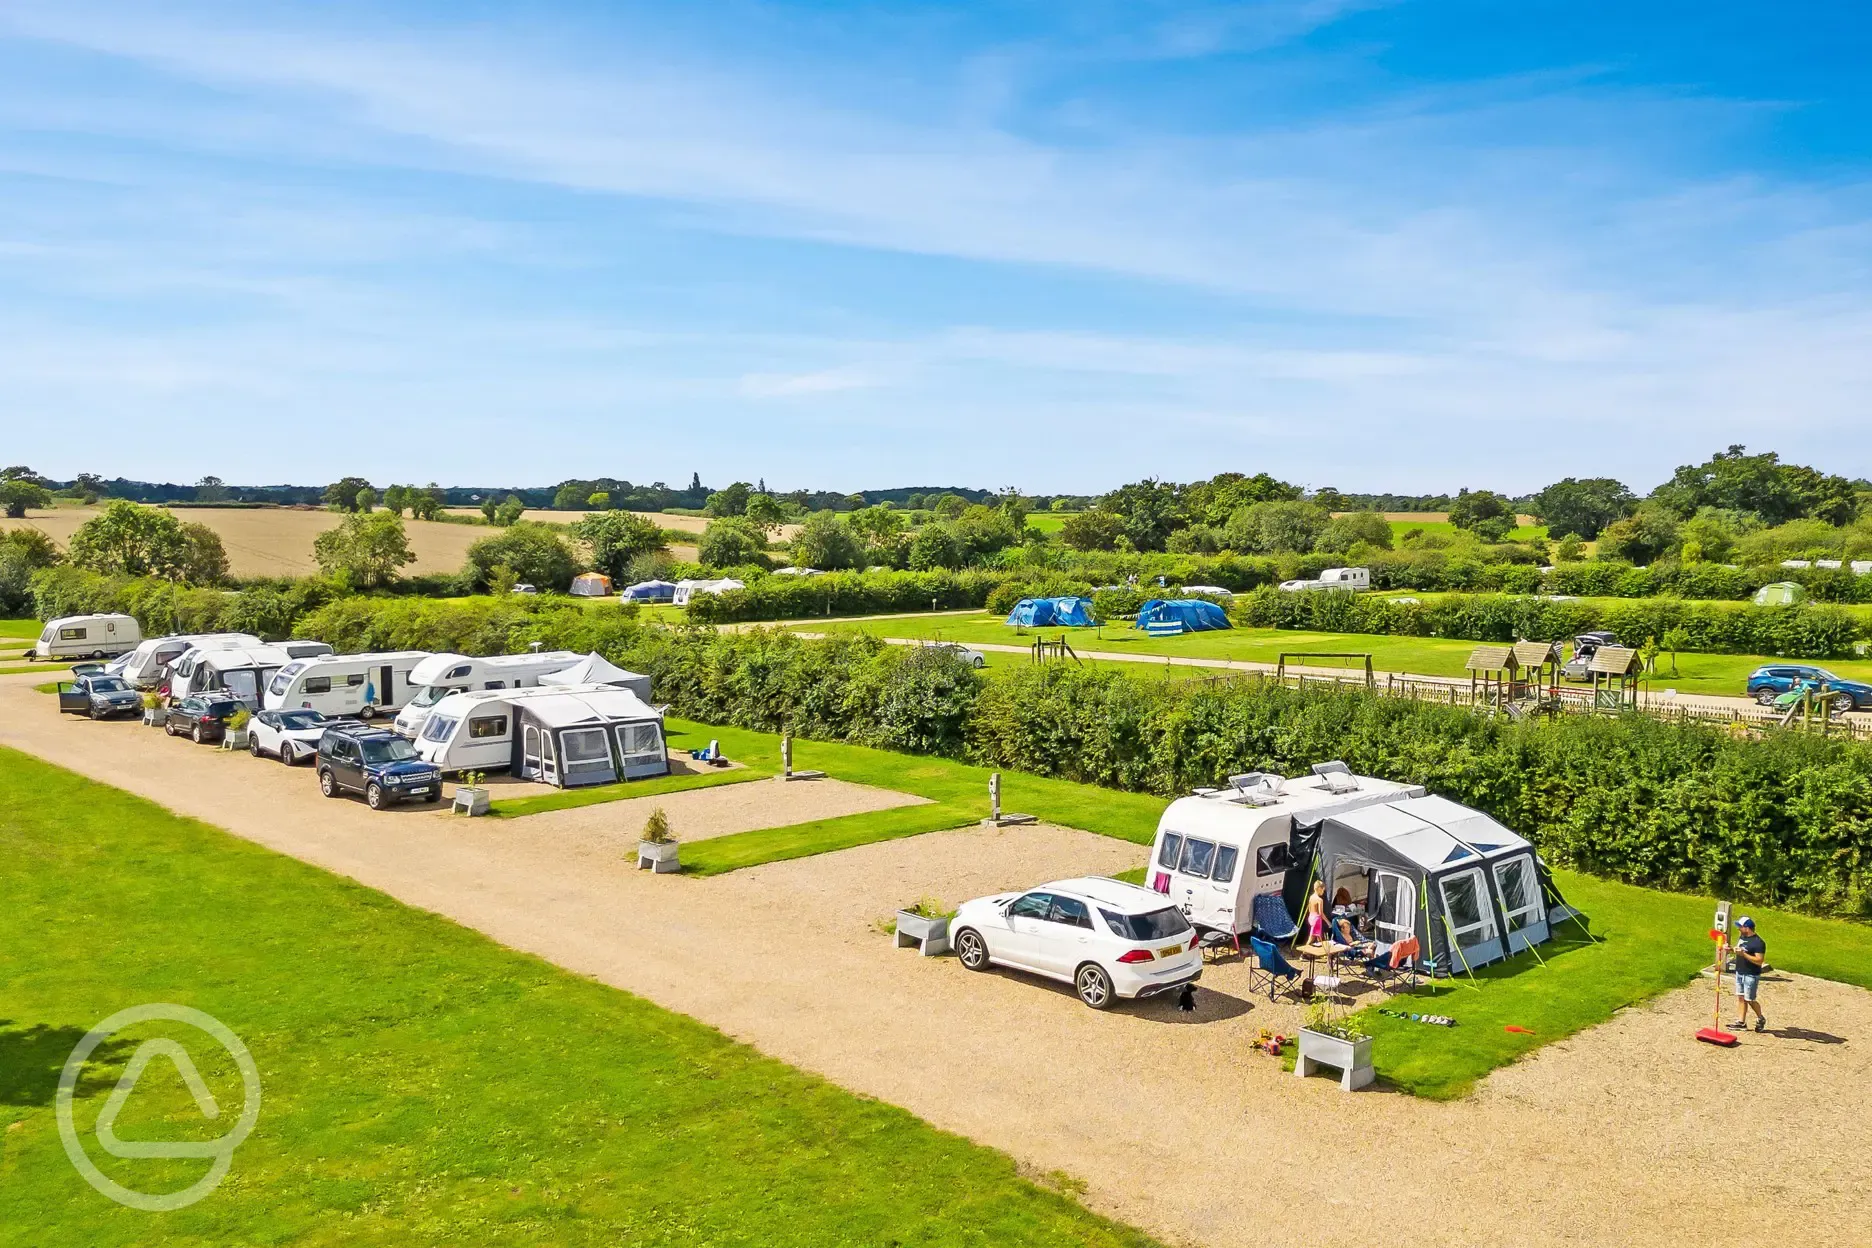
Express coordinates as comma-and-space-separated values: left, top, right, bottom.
317, 723, 443, 810
1744, 665, 1872, 712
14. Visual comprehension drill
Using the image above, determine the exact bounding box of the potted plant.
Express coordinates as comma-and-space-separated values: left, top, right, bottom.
893, 897, 954, 956
142, 691, 165, 727
1296, 1002, 1374, 1091
452, 770, 490, 816
223, 707, 252, 750
637, 807, 680, 873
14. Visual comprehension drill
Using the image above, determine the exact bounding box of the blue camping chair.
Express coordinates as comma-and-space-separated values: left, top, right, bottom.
1251, 893, 1299, 942
1362, 937, 1421, 990
1247, 936, 1302, 1002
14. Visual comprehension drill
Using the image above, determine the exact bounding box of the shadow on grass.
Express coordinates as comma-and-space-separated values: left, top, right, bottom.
0, 1020, 133, 1107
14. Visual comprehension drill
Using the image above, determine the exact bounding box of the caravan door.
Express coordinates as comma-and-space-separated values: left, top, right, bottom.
1370, 871, 1415, 947
1166, 836, 1240, 931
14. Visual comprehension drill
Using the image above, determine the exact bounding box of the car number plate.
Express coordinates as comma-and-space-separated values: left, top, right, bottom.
1158, 944, 1184, 958
409, 786, 431, 795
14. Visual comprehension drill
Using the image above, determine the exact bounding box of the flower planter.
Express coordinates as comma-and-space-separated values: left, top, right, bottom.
452, 786, 490, 816
638, 840, 681, 873
894, 911, 950, 956
222, 727, 251, 751
143, 707, 164, 727
1296, 1027, 1374, 1091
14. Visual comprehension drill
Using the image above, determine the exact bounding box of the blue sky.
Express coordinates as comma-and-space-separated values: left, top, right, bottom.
3, 1, 1870, 494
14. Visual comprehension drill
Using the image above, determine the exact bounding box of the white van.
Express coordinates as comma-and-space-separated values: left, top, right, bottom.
392, 650, 584, 738
32, 614, 142, 661
1144, 766, 1423, 936
108, 633, 262, 688
263, 651, 431, 719
172, 642, 335, 707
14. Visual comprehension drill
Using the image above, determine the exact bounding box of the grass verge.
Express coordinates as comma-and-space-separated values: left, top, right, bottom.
0, 746, 1159, 1247
1354, 868, 1872, 1099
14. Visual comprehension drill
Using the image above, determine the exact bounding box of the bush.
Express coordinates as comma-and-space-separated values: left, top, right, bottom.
684, 569, 1018, 624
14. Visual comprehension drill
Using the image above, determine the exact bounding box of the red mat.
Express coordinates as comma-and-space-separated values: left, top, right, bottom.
1695, 1027, 1738, 1047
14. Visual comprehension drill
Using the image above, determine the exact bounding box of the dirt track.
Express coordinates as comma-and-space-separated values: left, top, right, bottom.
4, 673, 1867, 1247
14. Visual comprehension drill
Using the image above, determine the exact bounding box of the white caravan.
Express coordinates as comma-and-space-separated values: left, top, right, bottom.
413, 683, 666, 782
32, 614, 142, 661
671, 577, 744, 606
263, 651, 431, 719
1278, 567, 1370, 594
172, 642, 335, 707
1145, 766, 1423, 936
392, 650, 584, 738
108, 633, 262, 687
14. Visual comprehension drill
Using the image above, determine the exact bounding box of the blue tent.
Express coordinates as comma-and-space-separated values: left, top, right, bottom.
1134, 599, 1230, 635
1005, 596, 1096, 627
622, 580, 677, 602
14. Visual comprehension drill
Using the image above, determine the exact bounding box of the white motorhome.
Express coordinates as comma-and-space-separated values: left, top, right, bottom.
108, 632, 262, 688
392, 650, 584, 738
32, 614, 142, 661
1145, 766, 1423, 936
413, 683, 668, 786
172, 642, 335, 707
263, 651, 431, 719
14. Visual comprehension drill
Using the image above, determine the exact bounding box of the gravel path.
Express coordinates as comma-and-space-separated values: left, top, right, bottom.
4, 672, 1867, 1247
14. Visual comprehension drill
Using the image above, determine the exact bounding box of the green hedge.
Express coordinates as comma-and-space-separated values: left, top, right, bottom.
683, 570, 1018, 624
1232, 585, 1866, 658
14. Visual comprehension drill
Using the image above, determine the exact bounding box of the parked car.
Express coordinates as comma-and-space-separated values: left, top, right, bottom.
316, 724, 444, 809
249, 708, 354, 765
55, 674, 144, 719
1745, 665, 1872, 712
67, 662, 110, 679
1560, 631, 1621, 681
510, 583, 539, 596
949, 877, 1202, 1010
163, 694, 244, 743
931, 642, 988, 669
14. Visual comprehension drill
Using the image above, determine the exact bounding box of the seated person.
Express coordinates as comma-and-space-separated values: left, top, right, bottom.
1332, 904, 1374, 955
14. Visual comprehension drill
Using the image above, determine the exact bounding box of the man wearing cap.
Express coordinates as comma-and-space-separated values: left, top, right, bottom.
1729, 917, 1768, 1033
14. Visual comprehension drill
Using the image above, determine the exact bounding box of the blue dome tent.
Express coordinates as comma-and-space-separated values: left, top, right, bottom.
1004, 596, 1097, 627
1134, 599, 1231, 635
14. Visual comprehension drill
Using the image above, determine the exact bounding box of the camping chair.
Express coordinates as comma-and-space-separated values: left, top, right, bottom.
1250, 893, 1299, 942
1247, 936, 1302, 1002
1362, 937, 1421, 989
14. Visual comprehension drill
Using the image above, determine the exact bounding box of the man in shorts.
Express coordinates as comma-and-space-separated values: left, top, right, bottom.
1729, 916, 1768, 1033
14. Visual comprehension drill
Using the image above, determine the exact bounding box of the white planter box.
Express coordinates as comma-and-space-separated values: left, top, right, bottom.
143, 707, 164, 726
222, 728, 251, 750
453, 786, 490, 816
1296, 1027, 1374, 1091
894, 911, 950, 956
638, 840, 681, 873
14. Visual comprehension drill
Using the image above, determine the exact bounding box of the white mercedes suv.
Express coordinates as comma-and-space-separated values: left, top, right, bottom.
949, 876, 1202, 1009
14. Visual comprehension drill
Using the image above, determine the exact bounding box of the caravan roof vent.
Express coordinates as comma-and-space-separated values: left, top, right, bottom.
1228, 771, 1276, 792
1231, 788, 1281, 807
1310, 760, 1359, 793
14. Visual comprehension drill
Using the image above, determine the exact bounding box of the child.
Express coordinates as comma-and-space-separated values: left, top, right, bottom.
1729, 916, 1768, 1033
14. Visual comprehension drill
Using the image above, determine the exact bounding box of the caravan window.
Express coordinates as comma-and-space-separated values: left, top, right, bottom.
445, 664, 472, 679
560, 728, 613, 778
422, 715, 458, 744
1155, 833, 1183, 870
59, 626, 87, 640
1439, 869, 1498, 950
468, 715, 507, 740
616, 722, 663, 762
269, 662, 306, 696
1372, 872, 1414, 945
302, 676, 332, 694
222, 670, 261, 704
1176, 838, 1217, 879
1212, 844, 1239, 884
1255, 843, 1292, 877
345, 673, 365, 687
484, 680, 505, 690
1493, 856, 1541, 933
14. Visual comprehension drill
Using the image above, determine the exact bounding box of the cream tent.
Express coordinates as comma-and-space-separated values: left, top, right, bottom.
539, 653, 652, 702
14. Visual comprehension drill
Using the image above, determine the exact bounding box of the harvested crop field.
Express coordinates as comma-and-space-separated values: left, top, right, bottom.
1, 505, 487, 578
6, 671, 1869, 1248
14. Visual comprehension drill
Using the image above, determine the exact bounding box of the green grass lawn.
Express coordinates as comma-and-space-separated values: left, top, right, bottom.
1351, 868, 1872, 1098
1023, 512, 1075, 535
793, 612, 1872, 698
0, 617, 42, 638
0, 746, 1159, 1247
1386, 518, 1548, 542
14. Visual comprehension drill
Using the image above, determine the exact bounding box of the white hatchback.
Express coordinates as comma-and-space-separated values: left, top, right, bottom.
950, 877, 1202, 1009
249, 708, 353, 765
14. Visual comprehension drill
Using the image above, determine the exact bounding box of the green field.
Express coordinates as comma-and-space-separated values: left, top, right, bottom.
792, 612, 1872, 698
0, 746, 1158, 1247
1023, 512, 1075, 535
0, 618, 42, 638
1385, 518, 1548, 542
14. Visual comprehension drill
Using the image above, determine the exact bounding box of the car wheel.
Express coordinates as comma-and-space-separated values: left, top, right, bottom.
1754, 689, 1779, 707
280, 742, 296, 766
1831, 693, 1855, 716
87, 704, 99, 720
319, 769, 337, 798
191, 724, 204, 744
249, 734, 263, 756
953, 928, 991, 971
91, 650, 105, 660
366, 782, 385, 810
1075, 963, 1115, 1010
164, 720, 176, 736
972, 656, 986, 669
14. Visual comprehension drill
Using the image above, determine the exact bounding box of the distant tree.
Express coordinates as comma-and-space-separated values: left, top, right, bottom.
907, 523, 967, 570
1183, 472, 1302, 526
1166, 524, 1222, 554
705, 482, 752, 518
1447, 489, 1516, 542
586, 490, 611, 511
743, 492, 790, 534
574, 511, 666, 580
1224, 500, 1330, 553
314, 512, 414, 589
697, 519, 768, 570
1100, 479, 1183, 551
494, 495, 526, 527
479, 495, 499, 523
0, 466, 44, 484
791, 512, 863, 570
1310, 485, 1351, 512
1650, 445, 1856, 526
0, 476, 52, 518
1, 527, 58, 568
408, 484, 445, 521
1049, 498, 1072, 512
177, 522, 230, 584
73, 472, 105, 505
380, 484, 410, 517
68, 501, 190, 578
847, 504, 905, 547
1315, 511, 1393, 553
465, 522, 578, 592
1531, 477, 1635, 540
951, 504, 1022, 558
1595, 504, 1681, 565
1059, 509, 1123, 552
1677, 507, 1757, 564
688, 471, 704, 494
1555, 534, 1585, 561
322, 477, 372, 512
354, 486, 378, 513
194, 475, 228, 503
552, 481, 593, 510
932, 493, 969, 520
